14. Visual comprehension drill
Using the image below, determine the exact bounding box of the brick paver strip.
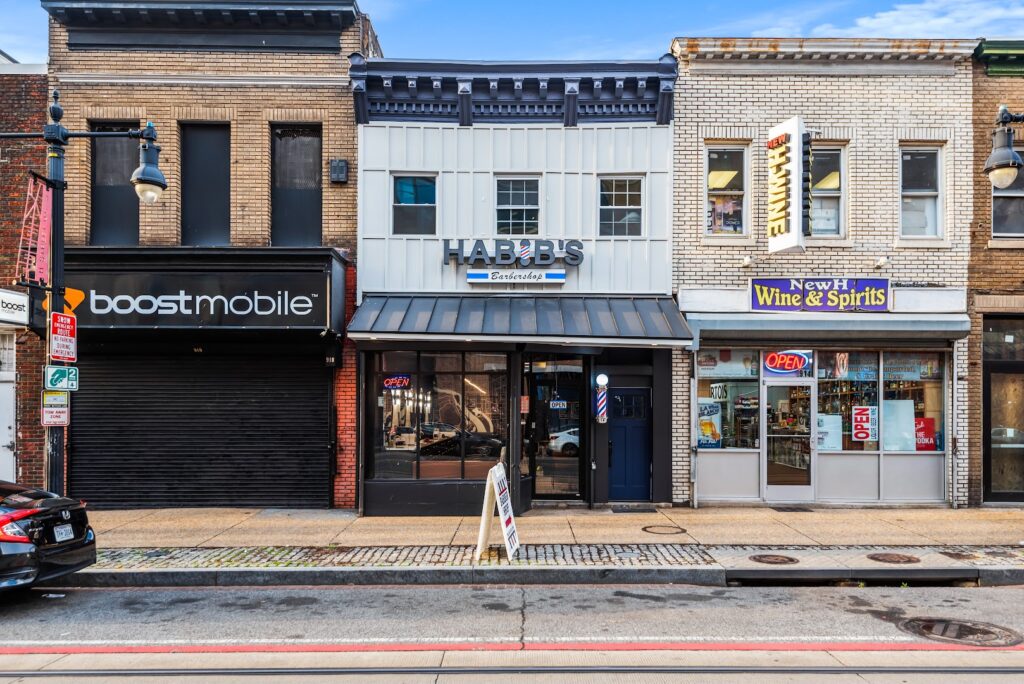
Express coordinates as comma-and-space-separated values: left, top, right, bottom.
93, 544, 1024, 571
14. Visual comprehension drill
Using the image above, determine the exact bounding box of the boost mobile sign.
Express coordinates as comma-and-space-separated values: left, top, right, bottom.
68, 272, 328, 329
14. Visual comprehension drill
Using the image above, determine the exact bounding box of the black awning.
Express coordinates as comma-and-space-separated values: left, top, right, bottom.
348, 295, 692, 347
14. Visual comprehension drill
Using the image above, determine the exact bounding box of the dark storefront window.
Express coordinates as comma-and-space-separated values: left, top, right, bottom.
90, 122, 139, 246
817, 351, 879, 451
984, 318, 1024, 499
369, 351, 508, 480
271, 124, 322, 246
992, 154, 1024, 237
181, 124, 231, 246
523, 355, 584, 497
985, 319, 1024, 360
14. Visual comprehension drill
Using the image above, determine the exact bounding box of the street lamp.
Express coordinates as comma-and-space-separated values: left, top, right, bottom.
985, 104, 1024, 189
0, 90, 166, 494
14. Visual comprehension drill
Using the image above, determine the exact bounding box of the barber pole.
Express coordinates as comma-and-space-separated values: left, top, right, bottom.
596, 386, 608, 424
519, 240, 531, 262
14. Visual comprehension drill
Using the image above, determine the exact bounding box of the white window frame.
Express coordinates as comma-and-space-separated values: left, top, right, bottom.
992, 147, 1024, 239
598, 175, 645, 238
899, 146, 943, 240
809, 145, 845, 239
391, 172, 437, 236
704, 144, 749, 238
494, 176, 541, 236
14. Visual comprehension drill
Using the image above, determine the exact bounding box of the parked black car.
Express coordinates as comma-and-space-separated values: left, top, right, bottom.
0, 482, 96, 590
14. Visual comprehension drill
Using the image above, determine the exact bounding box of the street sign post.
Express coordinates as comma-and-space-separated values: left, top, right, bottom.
49, 312, 76, 362
43, 365, 79, 391
41, 390, 69, 426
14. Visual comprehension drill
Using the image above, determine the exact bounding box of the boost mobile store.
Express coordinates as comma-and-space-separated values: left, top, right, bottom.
347, 55, 690, 515
61, 248, 348, 508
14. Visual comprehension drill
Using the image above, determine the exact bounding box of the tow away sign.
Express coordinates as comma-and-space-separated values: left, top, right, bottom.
49, 312, 77, 362
44, 365, 79, 391
41, 390, 69, 426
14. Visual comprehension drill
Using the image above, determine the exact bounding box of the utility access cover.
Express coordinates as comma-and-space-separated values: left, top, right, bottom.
898, 618, 1023, 647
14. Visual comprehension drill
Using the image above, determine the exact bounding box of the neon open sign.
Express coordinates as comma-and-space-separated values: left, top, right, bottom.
764, 350, 812, 374
383, 374, 412, 390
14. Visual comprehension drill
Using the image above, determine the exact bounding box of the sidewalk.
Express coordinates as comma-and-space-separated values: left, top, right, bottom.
44, 506, 1024, 588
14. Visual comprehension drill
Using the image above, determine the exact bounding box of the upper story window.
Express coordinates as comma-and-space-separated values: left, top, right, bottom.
599, 177, 642, 237
496, 178, 539, 235
181, 123, 231, 246
810, 147, 843, 237
900, 148, 941, 238
393, 176, 436, 235
993, 150, 1024, 238
706, 147, 745, 236
90, 122, 139, 246
271, 124, 322, 247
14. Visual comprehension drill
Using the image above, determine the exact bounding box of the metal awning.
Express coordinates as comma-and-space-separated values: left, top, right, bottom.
687, 312, 971, 348
348, 295, 692, 347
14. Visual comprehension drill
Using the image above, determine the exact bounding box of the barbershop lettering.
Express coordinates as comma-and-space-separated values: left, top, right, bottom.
443, 239, 584, 267
751, 278, 890, 313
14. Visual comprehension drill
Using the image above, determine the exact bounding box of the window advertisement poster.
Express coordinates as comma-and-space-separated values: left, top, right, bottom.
819, 352, 878, 381
915, 417, 937, 451
883, 400, 916, 451
852, 405, 879, 442
817, 414, 843, 451
884, 354, 942, 381
695, 349, 758, 378
698, 399, 723, 448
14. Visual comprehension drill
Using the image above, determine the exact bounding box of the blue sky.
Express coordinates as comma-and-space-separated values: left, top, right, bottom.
3, 0, 1024, 63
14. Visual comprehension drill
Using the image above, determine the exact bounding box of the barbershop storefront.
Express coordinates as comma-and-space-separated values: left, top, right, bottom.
61, 248, 347, 509
685, 278, 970, 504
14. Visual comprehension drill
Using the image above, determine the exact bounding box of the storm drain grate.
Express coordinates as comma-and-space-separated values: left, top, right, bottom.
898, 618, 1023, 647
641, 525, 687, 535
749, 554, 800, 565
866, 553, 921, 564
770, 507, 813, 513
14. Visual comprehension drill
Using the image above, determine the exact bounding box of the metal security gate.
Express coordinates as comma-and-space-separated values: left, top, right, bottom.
69, 353, 332, 508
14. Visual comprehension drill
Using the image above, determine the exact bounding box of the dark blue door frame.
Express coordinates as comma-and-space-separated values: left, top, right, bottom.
608, 387, 652, 501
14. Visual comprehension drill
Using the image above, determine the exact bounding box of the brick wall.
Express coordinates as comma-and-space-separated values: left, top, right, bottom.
333, 264, 358, 508
968, 59, 1024, 504
0, 71, 48, 488
671, 44, 974, 504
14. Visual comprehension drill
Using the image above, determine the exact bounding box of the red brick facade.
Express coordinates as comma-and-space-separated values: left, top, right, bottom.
333, 264, 358, 508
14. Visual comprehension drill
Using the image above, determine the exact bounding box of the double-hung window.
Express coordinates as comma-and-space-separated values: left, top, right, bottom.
599, 177, 642, 236
992, 150, 1024, 238
271, 124, 322, 246
810, 147, 843, 237
706, 147, 746, 236
900, 148, 941, 238
181, 123, 231, 246
393, 176, 436, 235
90, 121, 139, 246
496, 178, 539, 235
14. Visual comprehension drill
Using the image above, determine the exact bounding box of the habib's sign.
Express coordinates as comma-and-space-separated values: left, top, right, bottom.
66, 272, 329, 329
766, 117, 811, 254
752, 278, 889, 313
443, 239, 583, 285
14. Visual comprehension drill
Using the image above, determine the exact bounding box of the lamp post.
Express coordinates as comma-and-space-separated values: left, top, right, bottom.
0, 90, 166, 493
984, 104, 1024, 189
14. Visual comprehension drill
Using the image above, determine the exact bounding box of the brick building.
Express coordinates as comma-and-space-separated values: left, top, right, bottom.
24, 0, 379, 507
671, 38, 976, 506
0, 57, 47, 487
969, 41, 1024, 504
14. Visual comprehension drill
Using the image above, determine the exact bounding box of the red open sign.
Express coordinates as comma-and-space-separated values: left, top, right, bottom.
383, 374, 412, 390
764, 351, 810, 374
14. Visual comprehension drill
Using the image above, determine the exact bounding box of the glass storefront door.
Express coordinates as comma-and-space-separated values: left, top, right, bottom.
522, 355, 584, 499
985, 367, 1024, 501
764, 381, 815, 501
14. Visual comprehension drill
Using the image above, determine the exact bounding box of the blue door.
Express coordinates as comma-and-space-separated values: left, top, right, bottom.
608, 388, 652, 501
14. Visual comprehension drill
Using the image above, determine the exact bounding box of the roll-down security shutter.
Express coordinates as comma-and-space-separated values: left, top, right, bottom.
68, 353, 332, 508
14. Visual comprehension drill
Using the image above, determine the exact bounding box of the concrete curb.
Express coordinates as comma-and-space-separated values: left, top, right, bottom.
978, 568, 1024, 586
723, 567, 979, 583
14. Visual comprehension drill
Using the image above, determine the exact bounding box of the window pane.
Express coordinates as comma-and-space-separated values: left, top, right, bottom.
811, 196, 841, 236
697, 381, 759, 449
394, 205, 436, 235
817, 352, 879, 451
901, 150, 938, 192
989, 372, 1024, 494
271, 125, 321, 246
811, 150, 841, 191
984, 318, 1024, 360
707, 149, 744, 191
993, 196, 1024, 236
466, 353, 508, 372
420, 352, 461, 373
394, 177, 436, 205
418, 373, 463, 479
181, 124, 231, 247
90, 122, 139, 246
372, 373, 418, 479
883, 352, 944, 452
707, 196, 744, 235
901, 196, 938, 236
462, 373, 508, 479
695, 349, 759, 378
381, 351, 417, 372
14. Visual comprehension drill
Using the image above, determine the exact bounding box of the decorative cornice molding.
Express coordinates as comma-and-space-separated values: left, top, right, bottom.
672, 37, 978, 61
56, 72, 350, 88
975, 40, 1024, 76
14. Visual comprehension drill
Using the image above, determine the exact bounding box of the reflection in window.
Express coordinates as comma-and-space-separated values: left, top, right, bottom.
418, 373, 463, 479
883, 352, 944, 452
993, 151, 1024, 237
900, 148, 940, 237
497, 179, 540, 235
817, 352, 879, 451
599, 178, 642, 236
810, 148, 842, 237
706, 148, 745, 236
393, 176, 436, 235
984, 318, 1024, 361
696, 349, 759, 449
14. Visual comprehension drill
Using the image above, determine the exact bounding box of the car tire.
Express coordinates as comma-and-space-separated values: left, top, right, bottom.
561, 443, 579, 459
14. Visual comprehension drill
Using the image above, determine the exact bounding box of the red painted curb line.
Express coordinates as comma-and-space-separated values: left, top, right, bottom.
1, 641, 1022, 655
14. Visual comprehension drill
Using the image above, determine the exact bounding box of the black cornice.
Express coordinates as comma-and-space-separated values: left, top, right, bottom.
42, 1, 360, 31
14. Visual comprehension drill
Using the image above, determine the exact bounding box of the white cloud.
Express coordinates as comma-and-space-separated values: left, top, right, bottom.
811, 0, 1024, 38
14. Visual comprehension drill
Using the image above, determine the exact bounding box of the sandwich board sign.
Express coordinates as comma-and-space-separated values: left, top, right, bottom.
44, 365, 79, 391
474, 463, 521, 561
41, 390, 69, 426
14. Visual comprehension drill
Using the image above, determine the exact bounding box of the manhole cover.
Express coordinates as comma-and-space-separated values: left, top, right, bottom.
642, 525, 687, 535
749, 554, 799, 565
867, 552, 921, 564
898, 618, 1023, 647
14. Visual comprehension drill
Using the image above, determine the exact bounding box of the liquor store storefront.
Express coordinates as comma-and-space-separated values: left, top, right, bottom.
684, 278, 970, 504
62, 248, 348, 509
